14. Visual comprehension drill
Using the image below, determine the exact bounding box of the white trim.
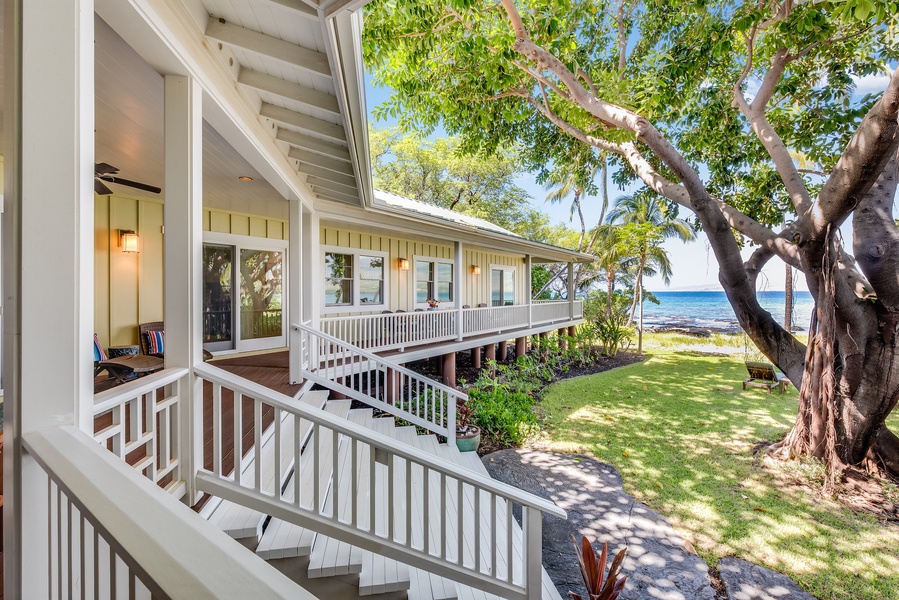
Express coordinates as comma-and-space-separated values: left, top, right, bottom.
489, 264, 518, 307
321, 245, 390, 314
411, 255, 456, 310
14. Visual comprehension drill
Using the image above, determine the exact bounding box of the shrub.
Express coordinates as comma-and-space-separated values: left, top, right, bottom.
594, 313, 634, 357
467, 385, 540, 446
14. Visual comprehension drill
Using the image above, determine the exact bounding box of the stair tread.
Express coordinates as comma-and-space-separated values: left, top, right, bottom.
208, 389, 329, 540
255, 400, 353, 559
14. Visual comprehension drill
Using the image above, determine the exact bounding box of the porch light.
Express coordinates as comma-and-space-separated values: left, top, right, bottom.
119, 230, 139, 253
398, 258, 409, 271
470, 265, 481, 275
238, 176, 253, 181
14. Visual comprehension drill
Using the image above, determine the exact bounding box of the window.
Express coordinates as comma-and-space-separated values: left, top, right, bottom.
415, 258, 453, 307
323, 248, 388, 310
325, 253, 353, 306
491, 267, 516, 306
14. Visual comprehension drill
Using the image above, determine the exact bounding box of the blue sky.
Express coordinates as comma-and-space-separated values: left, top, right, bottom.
365, 70, 895, 293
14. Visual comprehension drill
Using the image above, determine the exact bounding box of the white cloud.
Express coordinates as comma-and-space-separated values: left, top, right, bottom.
852, 68, 893, 95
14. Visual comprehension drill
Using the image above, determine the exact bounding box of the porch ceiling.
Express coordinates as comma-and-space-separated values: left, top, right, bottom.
0, 1, 366, 214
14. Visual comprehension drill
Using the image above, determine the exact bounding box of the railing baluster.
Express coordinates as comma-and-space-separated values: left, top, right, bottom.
274, 407, 282, 499
212, 383, 222, 477
422, 465, 429, 555
369, 441, 376, 534
440, 472, 447, 560
332, 428, 339, 518
234, 392, 242, 483
491, 494, 497, 577
254, 399, 262, 493
294, 414, 302, 507
506, 499, 514, 582
457, 479, 464, 566
313, 423, 321, 512
351, 437, 358, 527
405, 458, 413, 546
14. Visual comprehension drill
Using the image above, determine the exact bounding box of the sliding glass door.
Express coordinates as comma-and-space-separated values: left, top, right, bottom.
203, 238, 287, 353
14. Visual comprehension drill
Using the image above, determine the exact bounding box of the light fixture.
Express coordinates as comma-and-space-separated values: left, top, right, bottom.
119, 230, 140, 253
398, 258, 410, 271
470, 265, 481, 275
238, 176, 253, 181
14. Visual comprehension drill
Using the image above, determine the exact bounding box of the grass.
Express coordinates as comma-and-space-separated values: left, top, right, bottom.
539, 345, 899, 600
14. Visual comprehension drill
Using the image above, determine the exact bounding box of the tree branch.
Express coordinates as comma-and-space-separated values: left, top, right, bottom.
814, 66, 899, 234
852, 153, 899, 309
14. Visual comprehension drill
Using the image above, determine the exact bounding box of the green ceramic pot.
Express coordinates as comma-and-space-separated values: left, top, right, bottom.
455, 426, 481, 452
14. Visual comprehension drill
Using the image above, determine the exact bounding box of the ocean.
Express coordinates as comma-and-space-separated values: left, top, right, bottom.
640, 290, 814, 332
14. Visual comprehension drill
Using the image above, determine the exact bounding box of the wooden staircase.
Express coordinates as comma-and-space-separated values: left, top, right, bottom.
202, 389, 562, 600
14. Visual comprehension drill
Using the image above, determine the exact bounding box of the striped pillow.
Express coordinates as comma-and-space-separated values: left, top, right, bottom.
93, 333, 107, 362
147, 330, 165, 355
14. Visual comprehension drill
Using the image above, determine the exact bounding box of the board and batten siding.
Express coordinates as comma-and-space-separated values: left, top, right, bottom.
94, 195, 288, 349
320, 225, 527, 313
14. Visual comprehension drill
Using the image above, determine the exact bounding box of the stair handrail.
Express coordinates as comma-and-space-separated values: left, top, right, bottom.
293, 321, 466, 441
194, 362, 566, 600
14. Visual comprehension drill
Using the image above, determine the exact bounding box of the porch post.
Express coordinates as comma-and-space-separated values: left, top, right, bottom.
5, 0, 95, 594
526, 254, 532, 327
568, 261, 575, 319
288, 199, 302, 384
164, 74, 204, 506
302, 209, 320, 326
455, 241, 463, 341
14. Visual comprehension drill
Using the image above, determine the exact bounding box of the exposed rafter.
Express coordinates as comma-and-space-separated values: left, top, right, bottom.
260, 103, 347, 142
205, 19, 331, 77
238, 68, 340, 115
306, 175, 357, 195
265, 0, 319, 20
315, 187, 360, 203
289, 147, 355, 175
303, 168, 357, 188
276, 128, 350, 161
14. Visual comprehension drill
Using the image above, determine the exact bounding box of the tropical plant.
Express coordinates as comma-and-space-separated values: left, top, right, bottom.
569, 535, 628, 600
594, 313, 634, 358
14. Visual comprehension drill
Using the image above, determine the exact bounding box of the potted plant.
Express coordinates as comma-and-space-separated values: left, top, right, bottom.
455, 399, 480, 452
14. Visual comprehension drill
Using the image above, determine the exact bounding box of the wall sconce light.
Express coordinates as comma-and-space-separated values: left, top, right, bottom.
398, 258, 410, 271
470, 265, 481, 275
119, 230, 140, 253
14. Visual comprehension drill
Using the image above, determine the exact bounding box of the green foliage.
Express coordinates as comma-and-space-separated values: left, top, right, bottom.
591, 313, 634, 357
467, 383, 541, 446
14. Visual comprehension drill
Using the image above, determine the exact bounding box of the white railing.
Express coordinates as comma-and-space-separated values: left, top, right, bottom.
462, 304, 530, 337
531, 300, 571, 324
92, 368, 188, 497
294, 322, 463, 441
319, 303, 585, 354
321, 309, 457, 353
194, 364, 566, 600
22, 426, 310, 599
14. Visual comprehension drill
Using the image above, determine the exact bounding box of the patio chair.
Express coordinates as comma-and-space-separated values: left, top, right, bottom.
742, 361, 791, 394
94, 333, 163, 390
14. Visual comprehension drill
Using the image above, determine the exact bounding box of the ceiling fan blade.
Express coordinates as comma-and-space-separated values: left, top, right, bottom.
94, 178, 114, 195
104, 177, 162, 195
95, 162, 118, 175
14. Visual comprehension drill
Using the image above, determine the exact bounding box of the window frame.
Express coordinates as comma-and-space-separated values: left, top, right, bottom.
412, 255, 455, 309
321, 246, 389, 314
489, 264, 517, 307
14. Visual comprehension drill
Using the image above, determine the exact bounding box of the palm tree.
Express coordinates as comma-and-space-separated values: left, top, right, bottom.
607, 192, 695, 326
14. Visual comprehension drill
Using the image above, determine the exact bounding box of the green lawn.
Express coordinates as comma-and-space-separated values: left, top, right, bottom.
540, 350, 899, 600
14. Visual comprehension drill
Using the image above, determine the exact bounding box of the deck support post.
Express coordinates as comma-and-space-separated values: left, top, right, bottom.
568, 325, 577, 337
497, 340, 508, 362
471, 346, 481, 369
484, 342, 496, 362
558, 328, 568, 350
6, 0, 95, 594
538, 332, 548, 361
442, 352, 456, 388
515, 336, 527, 358
164, 74, 205, 506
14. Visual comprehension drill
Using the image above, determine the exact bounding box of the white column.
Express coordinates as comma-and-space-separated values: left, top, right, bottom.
5, 0, 95, 595
302, 210, 320, 326
567, 261, 575, 319
454, 241, 463, 341
164, 75, 204, 505
288, 199, 302, 383
525, 254, 532, 327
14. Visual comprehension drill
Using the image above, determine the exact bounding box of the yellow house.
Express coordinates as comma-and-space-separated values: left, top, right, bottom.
4, 1, 592, 598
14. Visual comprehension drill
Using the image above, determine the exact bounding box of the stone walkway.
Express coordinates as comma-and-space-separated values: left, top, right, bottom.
481, 450, 816, 600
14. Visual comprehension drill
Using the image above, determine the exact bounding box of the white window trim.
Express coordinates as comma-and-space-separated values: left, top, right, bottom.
412, 255, 456, 310
321, 245, 390, 314
489, 264, 517, 307
201, 231, 289, 353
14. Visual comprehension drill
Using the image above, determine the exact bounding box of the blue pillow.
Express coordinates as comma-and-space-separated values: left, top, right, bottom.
93, 333, 107, 362
147, 330, 165, 355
